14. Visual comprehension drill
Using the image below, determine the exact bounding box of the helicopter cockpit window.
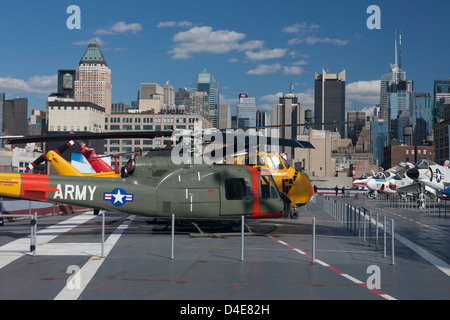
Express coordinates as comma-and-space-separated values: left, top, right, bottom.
266, 157, 275, 170
225, 178, 251, 200
270, 156, 284, 170
280, 156, 291, 169
260, 175, 278, 199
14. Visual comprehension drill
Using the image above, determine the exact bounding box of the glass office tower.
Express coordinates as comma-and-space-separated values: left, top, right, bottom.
191, 69, 219, 128
372, 119, 389, 166
237, 92, 256, 129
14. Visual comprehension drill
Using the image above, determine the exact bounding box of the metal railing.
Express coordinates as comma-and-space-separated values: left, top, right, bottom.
322, 196, 396, 265
0, 212, 37, 256
369, 193, 448, 218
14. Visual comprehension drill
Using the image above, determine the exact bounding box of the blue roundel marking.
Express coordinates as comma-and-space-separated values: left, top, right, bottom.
103, 188, 134, 207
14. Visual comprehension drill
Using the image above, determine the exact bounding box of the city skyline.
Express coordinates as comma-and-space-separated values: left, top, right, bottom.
0, 0, 449, 118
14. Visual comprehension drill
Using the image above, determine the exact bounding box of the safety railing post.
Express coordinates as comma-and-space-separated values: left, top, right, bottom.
241, 215, 245, 261
391, 219, 395, 265
101, 211, 105, 258
312, 217, 316, 263
383, 216, 387, 258
171, 214, 175, 260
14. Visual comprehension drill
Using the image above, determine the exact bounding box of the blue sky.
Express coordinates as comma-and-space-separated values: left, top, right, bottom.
0, 0, 449, 118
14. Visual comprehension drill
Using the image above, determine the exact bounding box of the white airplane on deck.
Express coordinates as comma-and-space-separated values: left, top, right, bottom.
352, 171, 374, 189
366, 162, 414, 196
401, 159, 450, 208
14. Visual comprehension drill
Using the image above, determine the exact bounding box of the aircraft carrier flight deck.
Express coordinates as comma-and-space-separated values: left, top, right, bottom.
0, 194, 449, 302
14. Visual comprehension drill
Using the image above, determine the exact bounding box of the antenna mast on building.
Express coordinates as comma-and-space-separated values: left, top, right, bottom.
399, 32, 402, 70
395, 29, 398, 67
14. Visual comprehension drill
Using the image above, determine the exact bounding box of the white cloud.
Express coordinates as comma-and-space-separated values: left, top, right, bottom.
293, 60, 308, 65
360, 105, 378, 118
260, 92, 283, 104
287, 37, 303, 45
346, 80, 381, 105
282, 22, 320, 34
293, 36, 349, 46
95, 21, 142, 35
157, 21, 192, 28
297, 89, 315, 108
0, 75, 57, 96
246, 63, 281, 75
219, 93, 238, 106
169, 26, 263, 59
283, 66, 304, 75
288, 51, 309, 59
245, 48, 287, 61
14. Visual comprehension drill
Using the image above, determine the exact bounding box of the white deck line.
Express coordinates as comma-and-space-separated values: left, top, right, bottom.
54, 215, 135, 300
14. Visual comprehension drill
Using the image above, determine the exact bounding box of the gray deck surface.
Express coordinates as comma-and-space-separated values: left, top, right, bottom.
0, 195, 449, 305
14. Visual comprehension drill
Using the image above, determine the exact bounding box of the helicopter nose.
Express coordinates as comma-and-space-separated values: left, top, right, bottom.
407, 167, 419, 180
287, 172, 312, 206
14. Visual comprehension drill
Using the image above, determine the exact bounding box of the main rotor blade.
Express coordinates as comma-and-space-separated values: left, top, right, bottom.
3, 131, 174, 144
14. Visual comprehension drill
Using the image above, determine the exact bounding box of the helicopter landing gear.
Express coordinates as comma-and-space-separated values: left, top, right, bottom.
289, 210, 299, 219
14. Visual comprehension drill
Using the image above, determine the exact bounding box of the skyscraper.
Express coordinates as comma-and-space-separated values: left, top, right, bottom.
163, 81, 175, 106
347, 110, 366, 146
191, 69, 219, 128
237, 92, 256, 129
74, 38, 112, 114
372, 119, 388, 167
380, 65, 405, 122
379, 32, 415, 145
218, 104, 231, 129
433, 79, 450, 119
256, 110, 271, 135
273, 88, 304, 158
314, 69, 346, 138
380, 33, 407, 122
3, 98, 27, 136
175, 88, 190, 111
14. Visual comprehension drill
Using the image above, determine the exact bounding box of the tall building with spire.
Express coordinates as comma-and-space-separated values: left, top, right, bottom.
379, 32, 414, 144
75, 38, 112, 114
379, 33, 414, 122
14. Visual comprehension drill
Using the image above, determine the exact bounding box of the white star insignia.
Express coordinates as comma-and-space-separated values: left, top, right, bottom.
112, 189, 125, 204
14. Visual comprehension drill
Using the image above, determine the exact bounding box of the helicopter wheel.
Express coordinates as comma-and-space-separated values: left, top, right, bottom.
289, 210, 299, 219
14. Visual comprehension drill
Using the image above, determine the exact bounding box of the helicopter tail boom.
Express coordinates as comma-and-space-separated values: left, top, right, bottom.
0, 173, 58, 202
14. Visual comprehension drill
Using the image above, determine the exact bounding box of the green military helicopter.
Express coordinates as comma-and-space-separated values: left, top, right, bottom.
1, 130, 313, 231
